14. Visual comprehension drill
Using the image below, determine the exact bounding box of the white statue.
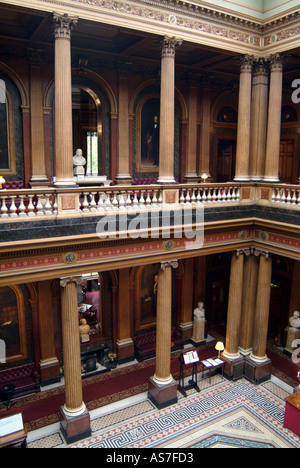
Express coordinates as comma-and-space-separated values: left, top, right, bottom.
193, 302, 205, 322
73, 148, 86, 176
289, 311, 300, 330
285, 311, 300, 355
191, 302, 206, 345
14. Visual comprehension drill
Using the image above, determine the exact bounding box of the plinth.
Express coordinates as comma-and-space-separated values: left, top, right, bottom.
148, 377, 178, 410
60, 407, 91, 444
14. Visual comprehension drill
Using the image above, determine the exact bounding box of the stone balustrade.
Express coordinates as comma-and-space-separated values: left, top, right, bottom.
0, 182, 299, 221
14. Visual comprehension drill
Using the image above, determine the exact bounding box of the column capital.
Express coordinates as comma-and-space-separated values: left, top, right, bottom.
253, 249, 271, 259
53, 13, 78, 39
253, 57, 269, 76
158, 36, 183, 57
60, 276, 83, 288
269, 53, 285, 72
239, 54, 254, 72
161, 260, 179, 270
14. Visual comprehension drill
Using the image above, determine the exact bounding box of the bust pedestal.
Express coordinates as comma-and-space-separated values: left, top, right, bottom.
191, 319, 206, 346
284, 328, 300, 356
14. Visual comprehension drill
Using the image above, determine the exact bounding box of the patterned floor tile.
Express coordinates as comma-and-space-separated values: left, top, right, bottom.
27, 376, 300, 449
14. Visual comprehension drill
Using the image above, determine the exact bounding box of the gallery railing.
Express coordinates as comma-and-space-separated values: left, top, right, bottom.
0, 182, 299, 221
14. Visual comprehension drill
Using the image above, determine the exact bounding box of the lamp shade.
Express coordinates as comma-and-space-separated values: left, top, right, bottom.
215, 342, 224, 352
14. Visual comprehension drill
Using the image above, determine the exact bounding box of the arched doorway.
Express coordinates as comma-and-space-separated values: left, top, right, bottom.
72, 86, 103, 176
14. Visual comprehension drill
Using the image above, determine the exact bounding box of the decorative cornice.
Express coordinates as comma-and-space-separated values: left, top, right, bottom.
1, 0, 300, 55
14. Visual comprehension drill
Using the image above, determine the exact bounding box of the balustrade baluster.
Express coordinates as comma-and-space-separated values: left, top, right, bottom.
0, 196, 8, 218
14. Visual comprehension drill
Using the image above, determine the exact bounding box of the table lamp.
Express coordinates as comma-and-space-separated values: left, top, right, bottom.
215, 341, 224, 359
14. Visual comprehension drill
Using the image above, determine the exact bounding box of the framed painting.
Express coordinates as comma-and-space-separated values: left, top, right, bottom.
136, 95, 160, 174
135, 264, 160, 331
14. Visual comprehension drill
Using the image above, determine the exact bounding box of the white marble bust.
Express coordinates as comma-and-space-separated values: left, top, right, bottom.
73, 148, 86, 175
193, 302, 205, 322
289, 311, 300, 330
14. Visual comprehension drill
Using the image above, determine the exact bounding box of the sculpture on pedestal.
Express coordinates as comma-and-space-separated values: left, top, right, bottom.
191, 302, 206, 345
73, 149, 86, 176
285, 311, 300, 355
79, 318, 90, 343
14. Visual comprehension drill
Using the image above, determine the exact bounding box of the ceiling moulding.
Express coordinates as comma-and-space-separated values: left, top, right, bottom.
0, 0, 300, 55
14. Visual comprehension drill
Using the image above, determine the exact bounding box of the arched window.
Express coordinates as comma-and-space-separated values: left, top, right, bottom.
0, 78, 16, 175
72, 87, 102, 176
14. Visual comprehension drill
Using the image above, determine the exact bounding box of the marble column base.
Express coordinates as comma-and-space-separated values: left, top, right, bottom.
60, 407, 91, 445
148, 376, 178, 409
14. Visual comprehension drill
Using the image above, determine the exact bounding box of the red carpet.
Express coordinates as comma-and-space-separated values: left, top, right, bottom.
0, 343, 216, 432
0, 339, 298, 432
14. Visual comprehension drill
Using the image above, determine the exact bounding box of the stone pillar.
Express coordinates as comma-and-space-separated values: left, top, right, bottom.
53, 13, 78, 187
115, 63, 132, 185
60, 277, 91, 444
179, 258, 194, 341
199, 77, 211, 179
28, 48, 49, 187
223, 250, 245, 361
239, 251, 259, 355
157, 37, 182, 184
249, 59, 269, 181
37, 281, 60, 386
264, 54, 284, 182
148, 261, 178, 409
116, 268, 134, 363
184, 74, 198, 182
250, 253, 272, 363
234, 55, 253, 182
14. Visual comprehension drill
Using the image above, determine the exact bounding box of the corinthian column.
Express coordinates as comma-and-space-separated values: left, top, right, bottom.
223, 250, 245, 361
53, 13, 78, 187
148, 261, 178, 409
250, 252, 272, 363
60, 276, 91, 443
234, 55, 253, 182
264, 54, 284, 182
157, 37, 182, 184
249, 59, 269, 181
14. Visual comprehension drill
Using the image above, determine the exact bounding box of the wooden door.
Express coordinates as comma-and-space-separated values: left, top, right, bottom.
279, 139, 296, 183
217, 140, 236, 182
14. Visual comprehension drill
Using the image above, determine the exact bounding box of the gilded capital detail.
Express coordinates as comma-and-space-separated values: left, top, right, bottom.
159, 36, 183, 57
269, 53, 285, 71
53, 13, 78, 39
240, 54, 254, 72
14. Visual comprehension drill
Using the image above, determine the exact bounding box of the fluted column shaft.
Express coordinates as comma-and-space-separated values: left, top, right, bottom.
235, 55, 253, 181
249, 59, 269, 181
264, 54, 284, 182
223, 251, 244, 360
154, 261, 178, 385
115, 65, 131, 184
239, 252, 259, 355
251, 253, 272, 363
28, 49, 48, 185
53, 14, 78, 187
184, 75, 198, 181
60, 277, 86, 417
158, 37, 182, 184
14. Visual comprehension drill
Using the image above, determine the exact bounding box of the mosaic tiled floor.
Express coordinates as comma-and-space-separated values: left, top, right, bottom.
27, 375, 300, 449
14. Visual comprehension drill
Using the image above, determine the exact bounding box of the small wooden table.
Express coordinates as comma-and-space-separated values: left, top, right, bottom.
201, 358, 224, 383
284, 392, 300, 438
0, 413, 27, 448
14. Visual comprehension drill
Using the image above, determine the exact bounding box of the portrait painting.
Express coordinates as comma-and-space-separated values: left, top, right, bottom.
136, 96, 160, 173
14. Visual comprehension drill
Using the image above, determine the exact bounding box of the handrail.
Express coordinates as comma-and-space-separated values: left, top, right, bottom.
0, 182, 299, 221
